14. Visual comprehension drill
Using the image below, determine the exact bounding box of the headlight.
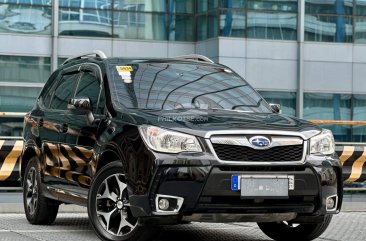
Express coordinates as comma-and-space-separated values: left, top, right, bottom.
138, 125, 202, 153
309, 129, 335, 155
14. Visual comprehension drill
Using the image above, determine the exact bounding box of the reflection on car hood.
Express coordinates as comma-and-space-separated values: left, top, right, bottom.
125, 109, 322, 140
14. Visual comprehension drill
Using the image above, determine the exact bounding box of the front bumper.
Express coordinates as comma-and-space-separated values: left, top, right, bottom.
129, 153, 342, 224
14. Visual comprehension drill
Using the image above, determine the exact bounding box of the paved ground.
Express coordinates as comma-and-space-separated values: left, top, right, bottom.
0, 192, 365, 241
0, 212, 364, 241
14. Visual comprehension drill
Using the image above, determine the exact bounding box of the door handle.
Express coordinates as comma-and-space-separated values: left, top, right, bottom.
55, 123, 68, 133
61, 123, 68, 133
37, 118, 44, 127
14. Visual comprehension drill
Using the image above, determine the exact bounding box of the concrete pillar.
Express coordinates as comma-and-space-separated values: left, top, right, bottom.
297, 0, 305, 118
51, 1, 59, 72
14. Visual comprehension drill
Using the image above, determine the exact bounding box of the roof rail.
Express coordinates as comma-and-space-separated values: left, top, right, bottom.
62, 50, 107, 65
174, 54, 215, 64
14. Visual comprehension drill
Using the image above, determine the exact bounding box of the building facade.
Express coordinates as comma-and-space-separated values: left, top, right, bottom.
0, 0, 365, 142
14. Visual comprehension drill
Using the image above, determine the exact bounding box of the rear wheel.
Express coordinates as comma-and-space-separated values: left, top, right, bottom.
257, 215, 332, 241
88, 161, 159, 241
23, 157, 59, 225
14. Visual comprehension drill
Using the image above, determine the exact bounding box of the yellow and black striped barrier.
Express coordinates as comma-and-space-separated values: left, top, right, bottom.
0, 139, 23, 186
336, 145, 366, 182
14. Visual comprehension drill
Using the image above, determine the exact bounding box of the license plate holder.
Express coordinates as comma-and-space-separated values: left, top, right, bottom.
231, 175, 293, 199
241, 175, 288, 198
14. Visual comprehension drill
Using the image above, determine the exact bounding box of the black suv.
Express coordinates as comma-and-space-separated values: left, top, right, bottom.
21, 51, 342, 241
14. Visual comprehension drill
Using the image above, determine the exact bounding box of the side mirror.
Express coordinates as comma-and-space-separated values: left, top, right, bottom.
68, 97, 91, 112
68, 97, 95, 125
269, 103, 281, 114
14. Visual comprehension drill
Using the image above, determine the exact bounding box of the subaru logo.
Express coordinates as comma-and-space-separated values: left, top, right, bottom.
249, 136, 271, 148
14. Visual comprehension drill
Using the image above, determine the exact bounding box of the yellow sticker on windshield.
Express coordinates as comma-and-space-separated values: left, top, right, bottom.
116, 66, 133, 72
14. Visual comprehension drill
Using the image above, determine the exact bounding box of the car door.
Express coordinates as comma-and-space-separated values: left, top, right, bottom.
45, 66, 80, 188
26, 71, 62, 187
58, 63, 105, 196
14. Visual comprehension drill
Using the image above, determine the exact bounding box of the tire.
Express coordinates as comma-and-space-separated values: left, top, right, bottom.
257, 215, 333, 241
23, 157, 59, 225
88, 161, 159, 241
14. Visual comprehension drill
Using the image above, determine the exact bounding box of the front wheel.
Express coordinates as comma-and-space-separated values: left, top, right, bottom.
257, 215, 332, 241
88, 161, 159, 241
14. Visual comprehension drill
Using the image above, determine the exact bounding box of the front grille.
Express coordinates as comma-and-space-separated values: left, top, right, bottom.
212, 143, 304, 162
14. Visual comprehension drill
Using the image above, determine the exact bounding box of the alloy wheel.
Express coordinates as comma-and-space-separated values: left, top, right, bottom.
96, 174, 137, 236
26, 167, 38, 216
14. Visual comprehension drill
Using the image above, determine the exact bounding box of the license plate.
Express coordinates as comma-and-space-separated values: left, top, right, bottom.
231, 175, 293, 198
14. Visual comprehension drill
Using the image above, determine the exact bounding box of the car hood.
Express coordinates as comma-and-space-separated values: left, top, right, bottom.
123, 109, 322, 140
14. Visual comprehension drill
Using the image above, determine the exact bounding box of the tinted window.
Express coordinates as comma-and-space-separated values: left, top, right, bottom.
50, 72, 78, 110
75, 71, 102, 113
108, 62, 272, 114
40, 71, 60, 108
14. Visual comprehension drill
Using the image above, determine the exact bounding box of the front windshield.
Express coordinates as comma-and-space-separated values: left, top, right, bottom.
107, 60, 272, 114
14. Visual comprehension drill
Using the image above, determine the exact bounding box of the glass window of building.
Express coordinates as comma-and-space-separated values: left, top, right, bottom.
351, 94, 366, 142
0, 116, 24, 137
197, 10, 219, 40
248, 0, 298, 12
305, 0, 353, 43
356, 0, 366, 15
247, 11, 297, 40
259, 91, 296, 116
0, 86, 41, 112
354, 17, 366, 43
220, 0, 246, 9
0, 55, 51, 83
58, 57, 68, 67
169, 14, 194, 41
208, 10, 219, 39
58, 1, 193, 41
0, 2, 51, 34
169, 0, 194, 13
305, 0, 353, 15
245, 0, 298, 40
197, 14, 207, 40
305, 15, 353, 43
113, 12, 167, 40
197, 0, 219, 13
219, 9, 246, 37
59, 7, 113, 37
60, 0, 114, 9
304, 93, 351, 142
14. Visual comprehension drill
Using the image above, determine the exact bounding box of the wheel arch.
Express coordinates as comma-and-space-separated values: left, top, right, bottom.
21, 146, 38, 182
96, 149, 120, 173
97, 124, 156, 195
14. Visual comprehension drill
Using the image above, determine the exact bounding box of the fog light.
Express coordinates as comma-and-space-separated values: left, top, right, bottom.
158, 198, 170, 211
326, 198, 334, 209
326, 195, 337, 211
